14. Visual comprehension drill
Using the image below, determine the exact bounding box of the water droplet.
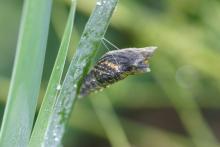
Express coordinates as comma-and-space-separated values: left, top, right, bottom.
54, 136, 59, 142
96, 1, 102, 5
146, 68, 151, 72
73, 84, 77, 88
56, 84, 62, 90
56, 66, 60, 70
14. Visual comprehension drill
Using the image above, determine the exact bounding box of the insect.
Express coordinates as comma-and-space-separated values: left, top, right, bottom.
79, 46, 157, 97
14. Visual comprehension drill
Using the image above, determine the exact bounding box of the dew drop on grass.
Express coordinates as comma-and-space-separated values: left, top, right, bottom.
146, 67, 151, 72
56, 66, 60, 70
54, 136, 59, 142
50, 123, 64, 146
96, 1, 102, 6
56, 84, 62, 90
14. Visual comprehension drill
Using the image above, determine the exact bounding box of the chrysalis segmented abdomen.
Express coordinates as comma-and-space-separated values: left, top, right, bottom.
79, 58, 126, 97
79, 47, 156, 97
79, 70, 101, 97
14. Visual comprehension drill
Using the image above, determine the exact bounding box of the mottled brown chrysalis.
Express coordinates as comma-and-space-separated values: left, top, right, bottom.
79, 47, 157, 97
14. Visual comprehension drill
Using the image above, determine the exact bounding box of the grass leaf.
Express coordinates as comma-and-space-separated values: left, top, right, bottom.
90, 93, 131, 147
0, 0, 52, 146
43, 0, 118, 146
28, 1, 77, 146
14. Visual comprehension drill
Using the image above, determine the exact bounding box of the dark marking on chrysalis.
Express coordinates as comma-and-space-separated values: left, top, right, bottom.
79, 47, 157, 97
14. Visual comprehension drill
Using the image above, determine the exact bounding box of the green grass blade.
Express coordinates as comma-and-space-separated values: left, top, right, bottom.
0, 0, 52, 146
44, 0, 118, 146
29, 1, 77, 146
90, 94, 131, 147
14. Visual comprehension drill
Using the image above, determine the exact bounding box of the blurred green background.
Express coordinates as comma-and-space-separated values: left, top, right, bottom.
1, 0, 220, 147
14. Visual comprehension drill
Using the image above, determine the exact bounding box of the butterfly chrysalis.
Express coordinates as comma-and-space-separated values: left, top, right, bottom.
79, 46, 157, 97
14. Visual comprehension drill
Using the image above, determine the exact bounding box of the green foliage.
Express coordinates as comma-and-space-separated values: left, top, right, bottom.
29, 1, 77, 146
0, 0, 52, 146
1, 0, 220, 147
42, 0, 118, 146
90, 93, 131, 147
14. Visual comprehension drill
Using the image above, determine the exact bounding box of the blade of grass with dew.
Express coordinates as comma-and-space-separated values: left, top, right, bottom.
29, 1, 77, 146
0, 0, 52, 146
44, 0, 118, 146
90, 93, 131, 147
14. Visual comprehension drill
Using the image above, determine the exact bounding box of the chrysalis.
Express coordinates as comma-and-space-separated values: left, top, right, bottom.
79, 46, 157, 97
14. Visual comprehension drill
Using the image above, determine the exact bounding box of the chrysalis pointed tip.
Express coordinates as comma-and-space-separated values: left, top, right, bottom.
145, 46, 157, 52
141, 46, 157, 58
